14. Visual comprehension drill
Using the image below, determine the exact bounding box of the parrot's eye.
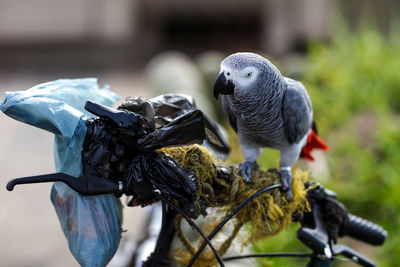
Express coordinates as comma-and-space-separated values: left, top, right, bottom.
227, 72, 230, 76
246, 72, 252, 78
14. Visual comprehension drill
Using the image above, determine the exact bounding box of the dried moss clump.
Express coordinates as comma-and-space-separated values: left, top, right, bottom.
160, 145, 311, 266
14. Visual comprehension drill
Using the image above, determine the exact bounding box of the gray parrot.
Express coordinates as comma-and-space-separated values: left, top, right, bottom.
213, 52, 328, 200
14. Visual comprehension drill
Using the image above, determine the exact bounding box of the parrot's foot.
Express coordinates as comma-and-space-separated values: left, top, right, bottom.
280, 168, 293, 201
239, 160, 258, 183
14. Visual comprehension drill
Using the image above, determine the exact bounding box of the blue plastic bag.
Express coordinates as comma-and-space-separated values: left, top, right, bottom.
1, 78, 123, 267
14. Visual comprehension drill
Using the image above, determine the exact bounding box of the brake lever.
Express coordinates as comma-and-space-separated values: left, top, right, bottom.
6, 172, 122, 196
331, 243, 376, 267
85, 101, 144, 134
297, 204, 332, 257
298, 203, 377, 267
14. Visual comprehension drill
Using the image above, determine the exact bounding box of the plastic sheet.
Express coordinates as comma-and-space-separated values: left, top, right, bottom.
119, 94, 231, 158
1, 78, 122, 267
82, 94, 230, 216
82, 101, 207, 218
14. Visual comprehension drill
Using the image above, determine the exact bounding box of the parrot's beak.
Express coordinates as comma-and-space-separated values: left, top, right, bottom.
213, 72, 235, 99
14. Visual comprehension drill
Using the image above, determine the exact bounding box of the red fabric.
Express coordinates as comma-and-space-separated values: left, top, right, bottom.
300, 129, 329, 161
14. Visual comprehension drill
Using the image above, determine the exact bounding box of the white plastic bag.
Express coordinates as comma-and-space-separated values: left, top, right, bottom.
1, 78, 122, 267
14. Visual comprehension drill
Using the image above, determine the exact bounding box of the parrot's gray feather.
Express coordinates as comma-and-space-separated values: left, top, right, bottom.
222, 96, 238, 132
282, 78, 313, 144
216, 52, 315, 200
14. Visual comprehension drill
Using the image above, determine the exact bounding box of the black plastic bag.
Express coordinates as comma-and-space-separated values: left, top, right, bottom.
119, 94, 230, 158
82, 94, 229, 218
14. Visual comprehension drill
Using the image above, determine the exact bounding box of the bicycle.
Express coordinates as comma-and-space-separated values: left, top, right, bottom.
126, 183, 387, 267
5, 98, 387, 267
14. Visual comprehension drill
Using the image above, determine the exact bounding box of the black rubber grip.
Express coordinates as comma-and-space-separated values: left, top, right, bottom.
345, 214, 387, 246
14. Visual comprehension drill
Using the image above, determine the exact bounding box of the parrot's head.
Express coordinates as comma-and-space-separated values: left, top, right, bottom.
213, 52, 284, 99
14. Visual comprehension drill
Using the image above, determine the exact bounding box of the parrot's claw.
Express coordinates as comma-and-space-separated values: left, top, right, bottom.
239, 160, 258, 183
280, 169, 293, 201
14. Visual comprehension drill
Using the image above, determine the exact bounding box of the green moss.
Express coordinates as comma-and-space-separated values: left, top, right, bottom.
160, 145, 311, 267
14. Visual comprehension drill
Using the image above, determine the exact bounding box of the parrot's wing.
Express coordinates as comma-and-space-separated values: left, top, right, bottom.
221, 96, 238, 132
282, 78, 313, 144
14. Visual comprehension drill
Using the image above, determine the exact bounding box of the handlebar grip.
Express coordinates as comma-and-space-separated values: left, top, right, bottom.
345, 214, 387, 246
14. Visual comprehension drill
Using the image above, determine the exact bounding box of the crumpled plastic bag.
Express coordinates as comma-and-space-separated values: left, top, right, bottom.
82, 100, 207, 217
1, 78, 123, 267
119, 94, 230, 159
81, 95, 230, 218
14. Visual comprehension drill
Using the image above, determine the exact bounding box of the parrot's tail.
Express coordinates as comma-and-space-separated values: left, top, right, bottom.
300, 129, 329, 161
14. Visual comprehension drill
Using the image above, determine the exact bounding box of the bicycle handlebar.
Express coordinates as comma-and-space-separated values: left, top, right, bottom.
296, 184, 388, 267
343, 213, 387, 246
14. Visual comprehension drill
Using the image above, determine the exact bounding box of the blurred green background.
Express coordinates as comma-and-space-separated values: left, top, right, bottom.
0, 0, 399, 266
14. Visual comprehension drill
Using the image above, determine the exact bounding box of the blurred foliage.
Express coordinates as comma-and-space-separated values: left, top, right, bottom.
254, 24, 400, 266
305, 30, 400, 133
